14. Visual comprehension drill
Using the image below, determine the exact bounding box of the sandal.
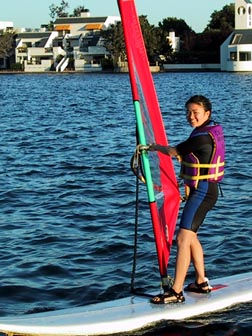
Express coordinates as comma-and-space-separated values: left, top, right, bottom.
151, 288, 185, 304
184, 279, 212, 293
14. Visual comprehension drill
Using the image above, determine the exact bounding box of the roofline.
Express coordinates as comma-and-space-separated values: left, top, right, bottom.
17, 32, 53, 38
54, 16, 108, 24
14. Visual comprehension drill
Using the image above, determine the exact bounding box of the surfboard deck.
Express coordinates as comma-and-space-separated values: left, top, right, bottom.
0, 273, 251, 336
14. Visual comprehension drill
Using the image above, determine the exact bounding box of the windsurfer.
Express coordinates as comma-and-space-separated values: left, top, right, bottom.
148, 95, 225, 304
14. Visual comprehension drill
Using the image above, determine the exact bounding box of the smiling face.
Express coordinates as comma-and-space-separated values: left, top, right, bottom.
186, 103, 211, 128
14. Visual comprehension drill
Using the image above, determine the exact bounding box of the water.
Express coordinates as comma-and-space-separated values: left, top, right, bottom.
0, 72, 251, 335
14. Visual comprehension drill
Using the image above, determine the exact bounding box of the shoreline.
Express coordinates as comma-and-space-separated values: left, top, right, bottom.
0, 69, 223, 75
0, 63, 225, 74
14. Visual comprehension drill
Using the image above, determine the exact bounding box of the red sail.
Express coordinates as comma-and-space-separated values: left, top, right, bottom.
118, 0, 180, 278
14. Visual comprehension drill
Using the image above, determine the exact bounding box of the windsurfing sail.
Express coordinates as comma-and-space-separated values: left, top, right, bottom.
117, 0, 180, 287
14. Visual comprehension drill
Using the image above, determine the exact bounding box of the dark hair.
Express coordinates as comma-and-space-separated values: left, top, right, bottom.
185, 95, 212, 113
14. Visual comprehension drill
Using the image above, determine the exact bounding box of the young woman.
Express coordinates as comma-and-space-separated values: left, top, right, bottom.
150, 95, 225, 304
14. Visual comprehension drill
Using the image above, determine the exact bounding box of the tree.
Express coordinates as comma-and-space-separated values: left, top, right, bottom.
154, 27, 173, 63
158, 17, 195, 51
101, 21, 125, 68
71, 6, 89, 17
138, 16, 161, 64
101, 16, 162, 67
0, 32, 15, 58
49, 0, 69, 21
49, 2, 90, 20
205, 4, 235, 33
48, 2, 90, 29
172, 4, 235, 64
187, 3, 235, 64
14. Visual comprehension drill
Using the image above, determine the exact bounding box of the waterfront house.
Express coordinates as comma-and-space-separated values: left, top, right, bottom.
221, 0, 252, 71
14, 11, 120, 72
53, 11, 120, 72
15, 30, 59, 72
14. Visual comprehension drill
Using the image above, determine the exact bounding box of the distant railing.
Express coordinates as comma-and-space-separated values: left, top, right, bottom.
45, 47, 53, 53
27, 60, 42, 65
17, 47, 28, 53
79, 47, 88, 52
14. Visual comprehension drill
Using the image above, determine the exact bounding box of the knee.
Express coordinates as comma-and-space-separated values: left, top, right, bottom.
176, 232, 187, 248
176, 229, 195, 248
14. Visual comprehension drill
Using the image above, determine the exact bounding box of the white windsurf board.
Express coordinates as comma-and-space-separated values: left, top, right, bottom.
0, 272, 251, 336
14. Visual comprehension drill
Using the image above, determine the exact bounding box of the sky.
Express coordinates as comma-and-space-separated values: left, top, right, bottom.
1, 0, 233, 33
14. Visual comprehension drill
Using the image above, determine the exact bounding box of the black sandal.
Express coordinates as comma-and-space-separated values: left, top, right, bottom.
184, 280, 211, 293
151, 288, 185, 304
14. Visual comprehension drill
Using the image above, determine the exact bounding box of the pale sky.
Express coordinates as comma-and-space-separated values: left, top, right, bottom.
1, 0, 233, 33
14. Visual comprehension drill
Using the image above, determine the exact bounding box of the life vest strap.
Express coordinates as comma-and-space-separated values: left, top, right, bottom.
181, 155, 225, 181
180, 171, 224, 181
181, 161, 225, 169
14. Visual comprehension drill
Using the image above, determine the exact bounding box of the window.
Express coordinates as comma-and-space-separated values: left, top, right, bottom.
239, 52, 251, 61
249, 6, 251, 15
231, 34, 242, 44
238, 6, 246, 15
230, 52, 237, 61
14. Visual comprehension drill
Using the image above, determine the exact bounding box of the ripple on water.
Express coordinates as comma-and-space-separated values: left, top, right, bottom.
0, 73, 251, 334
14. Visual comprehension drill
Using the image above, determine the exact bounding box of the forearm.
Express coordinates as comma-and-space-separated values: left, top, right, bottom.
151, 144, 179, 157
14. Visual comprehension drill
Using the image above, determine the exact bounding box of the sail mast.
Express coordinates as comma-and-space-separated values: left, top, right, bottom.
118, 0, 180, 287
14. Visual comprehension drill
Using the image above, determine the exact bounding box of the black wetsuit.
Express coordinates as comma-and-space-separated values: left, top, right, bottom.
176, 130, 218, 232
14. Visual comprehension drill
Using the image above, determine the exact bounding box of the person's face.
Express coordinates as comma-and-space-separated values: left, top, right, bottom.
186, 103, 210, 128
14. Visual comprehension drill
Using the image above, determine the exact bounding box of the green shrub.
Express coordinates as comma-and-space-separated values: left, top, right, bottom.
10, 63, 23, 71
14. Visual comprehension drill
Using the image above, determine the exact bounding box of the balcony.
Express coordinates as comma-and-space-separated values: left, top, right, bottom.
17, 47, 28, 54
28, 47, 53, 56
45, 47, 53, 53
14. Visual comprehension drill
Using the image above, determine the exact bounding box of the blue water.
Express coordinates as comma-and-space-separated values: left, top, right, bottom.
0, 72, 251, 335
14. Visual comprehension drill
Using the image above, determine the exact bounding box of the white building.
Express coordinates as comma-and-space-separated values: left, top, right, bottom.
167, 30, 180, 53
15, 31, 59, 72
0, 21, 13, 33
54, 12, 120, 72
14, 12, 120, 72
221, 0, 252, 71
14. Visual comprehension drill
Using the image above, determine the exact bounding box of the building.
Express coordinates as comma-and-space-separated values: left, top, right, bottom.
14, 12, 120, 72
221, 0, 252, 71
54, 12, 120, 72
0, 21, 13, 34
167, 30, 180, 53
15, 30, 59, 72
